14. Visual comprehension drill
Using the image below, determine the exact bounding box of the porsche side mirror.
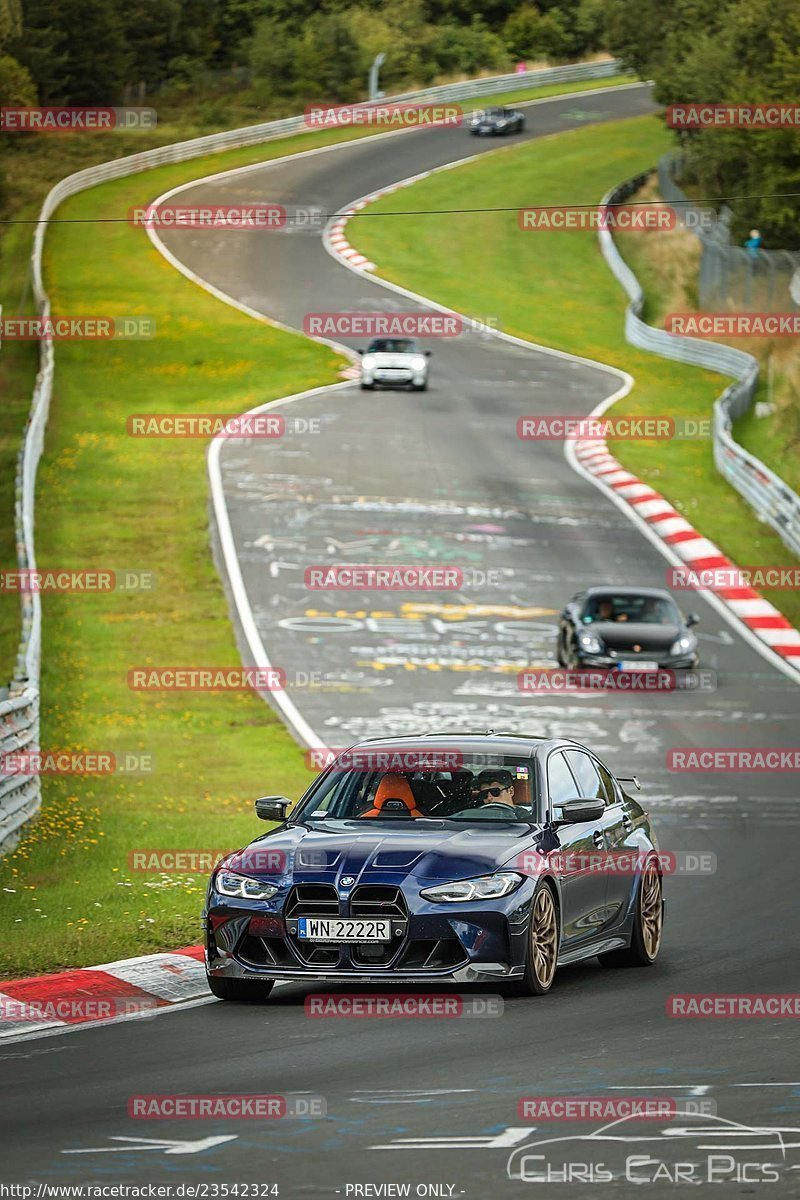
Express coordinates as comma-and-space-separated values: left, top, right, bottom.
357, 348, 365, 355
255, 795, 292, 822
424, 350, 432, 357
553, 798, 605, 825
686, 612, 700, 627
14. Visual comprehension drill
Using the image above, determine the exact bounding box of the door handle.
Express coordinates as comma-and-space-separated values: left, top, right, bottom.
592, 829, 605, 849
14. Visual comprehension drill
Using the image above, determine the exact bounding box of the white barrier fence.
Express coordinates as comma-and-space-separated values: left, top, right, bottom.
599, 172, 800, 560
0, 58, 623, 852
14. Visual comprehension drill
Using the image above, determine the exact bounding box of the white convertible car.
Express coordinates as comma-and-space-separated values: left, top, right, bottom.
358, 337, 430, 391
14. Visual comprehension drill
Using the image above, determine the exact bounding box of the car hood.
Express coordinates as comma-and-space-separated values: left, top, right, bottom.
590, 621, 681, 652
366, 353, 418, 368
231, 822, 538, 885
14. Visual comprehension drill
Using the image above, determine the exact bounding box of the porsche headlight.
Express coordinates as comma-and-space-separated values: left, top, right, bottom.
215, 870, 279, 900
495, 119, 507, 127
362, 355, 377, 370
578, 631, 602, 654
670, 632, 696, 655
420, 872, 523, 902
410, 356, 426, 371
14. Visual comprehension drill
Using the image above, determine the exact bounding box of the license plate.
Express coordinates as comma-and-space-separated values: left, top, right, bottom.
297, 917, 392, 943
619, 660, 659, 671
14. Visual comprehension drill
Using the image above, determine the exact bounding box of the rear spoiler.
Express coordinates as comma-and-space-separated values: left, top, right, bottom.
617, 776, 641, 791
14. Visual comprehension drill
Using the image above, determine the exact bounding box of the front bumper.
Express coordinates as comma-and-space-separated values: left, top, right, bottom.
206, 958, 523, 985
575, 651, 699, 670
204, 879, 534, 983
362, 369, 426, 387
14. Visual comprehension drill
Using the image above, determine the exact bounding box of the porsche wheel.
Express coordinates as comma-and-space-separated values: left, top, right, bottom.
599, 857, 663, 967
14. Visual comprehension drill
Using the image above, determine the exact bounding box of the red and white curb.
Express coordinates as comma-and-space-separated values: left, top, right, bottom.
328, 202, 376, 271
574, 439, 800, 666
0, 945, 207, 1037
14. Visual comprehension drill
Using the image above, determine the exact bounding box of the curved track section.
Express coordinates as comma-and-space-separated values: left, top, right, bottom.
4, 84, 799, 1197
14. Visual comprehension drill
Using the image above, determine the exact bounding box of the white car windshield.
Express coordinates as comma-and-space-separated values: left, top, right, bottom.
367, 338, 418, 354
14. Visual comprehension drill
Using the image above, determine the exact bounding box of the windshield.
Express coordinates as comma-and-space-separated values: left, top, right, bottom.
367, 338, 418, 354
483, 108, 506, 118
582, 593, 681, 625
293, 751, 538, 824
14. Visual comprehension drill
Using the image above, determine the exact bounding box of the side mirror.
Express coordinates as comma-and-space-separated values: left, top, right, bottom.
255, 795, 292, 822
685, 613, 700, 627
424, 350, 432, 357
357, 348, 365, 355
553, 798, 605, 825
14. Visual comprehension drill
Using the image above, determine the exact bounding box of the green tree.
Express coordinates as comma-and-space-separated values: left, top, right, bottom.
14, 0, 129, 104
292, 10, 364, 102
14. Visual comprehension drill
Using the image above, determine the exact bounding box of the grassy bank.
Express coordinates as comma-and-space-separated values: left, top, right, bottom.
351, 115, 800, 626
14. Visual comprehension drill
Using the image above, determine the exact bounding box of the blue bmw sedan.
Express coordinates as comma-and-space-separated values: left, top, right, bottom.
204, 733, 663, 1001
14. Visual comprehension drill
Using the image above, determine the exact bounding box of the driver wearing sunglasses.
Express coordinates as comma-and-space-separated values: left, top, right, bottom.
470, 768, 516, 806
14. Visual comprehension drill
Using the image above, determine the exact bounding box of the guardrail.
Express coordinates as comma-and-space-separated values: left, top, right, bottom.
659, 153, 800, 313
599, 173, 800, 559
0, 57, 624, 852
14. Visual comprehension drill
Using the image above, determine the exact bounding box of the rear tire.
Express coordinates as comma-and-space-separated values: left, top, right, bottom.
505, 881, 560, 996
206, 973, 275, 1002
413, 382, 428, 392
360, 382, 374, 391
598, 857, 663, 968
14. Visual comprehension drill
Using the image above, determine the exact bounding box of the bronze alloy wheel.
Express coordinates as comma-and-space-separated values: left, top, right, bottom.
530, 884, 559, 989
640, 858, 663, 960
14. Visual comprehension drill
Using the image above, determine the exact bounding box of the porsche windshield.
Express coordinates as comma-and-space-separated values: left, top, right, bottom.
581, 593, 681, 625
294, 752, 538, 823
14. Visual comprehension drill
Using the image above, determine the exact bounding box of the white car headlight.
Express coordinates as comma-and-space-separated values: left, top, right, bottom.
215, 870, 279, 900
670, 633, 696, 655
420, 872, 523, 903
361, 355, 377, 370
410, 356, 426, 371
578, 632, 602, 654
496, 119, 507, 127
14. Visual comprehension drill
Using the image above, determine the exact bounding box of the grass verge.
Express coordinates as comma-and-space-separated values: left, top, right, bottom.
351, 115, 800, 626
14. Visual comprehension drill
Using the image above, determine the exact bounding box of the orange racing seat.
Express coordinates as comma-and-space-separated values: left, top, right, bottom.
361, 773, 424, 819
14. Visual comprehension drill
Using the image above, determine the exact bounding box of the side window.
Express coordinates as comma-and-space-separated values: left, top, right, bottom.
563, 751, 604, 801
596, 761, 619, 806
546, 752, 579, 809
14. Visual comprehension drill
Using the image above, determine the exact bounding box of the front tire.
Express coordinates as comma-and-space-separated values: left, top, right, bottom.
599, 857, 663, 967
206, 973, 275, 1002
412, 382, 428, 392
506, 881, 560, 996
360, 382, 374, 391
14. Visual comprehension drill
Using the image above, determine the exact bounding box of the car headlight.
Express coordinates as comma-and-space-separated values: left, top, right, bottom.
578, 632, 603, 654
496, 120, 507, 127
420, 872, 523, 902
410, 356, 426, 370
215, 870, 279, 900
361, 355, 376, 370
670, 633, 697, 655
